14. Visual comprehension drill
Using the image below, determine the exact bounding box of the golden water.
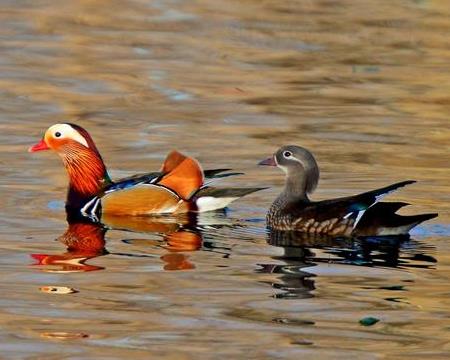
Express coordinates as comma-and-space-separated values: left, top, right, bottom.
0, 0, 449, 358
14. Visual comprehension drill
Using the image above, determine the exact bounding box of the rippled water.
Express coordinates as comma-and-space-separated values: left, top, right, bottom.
1, 0, 449, 358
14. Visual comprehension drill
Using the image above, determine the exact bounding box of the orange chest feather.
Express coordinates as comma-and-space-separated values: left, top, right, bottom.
62, 147, 106, 196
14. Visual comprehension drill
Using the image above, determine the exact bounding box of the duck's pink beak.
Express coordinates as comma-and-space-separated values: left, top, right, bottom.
258, 156, 277, 166
28, 139, 50, 152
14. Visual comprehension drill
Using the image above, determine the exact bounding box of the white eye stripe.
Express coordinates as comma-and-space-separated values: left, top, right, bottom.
47, 124, 89, 148
290, 157, 304, 165
281, 152, 304, 167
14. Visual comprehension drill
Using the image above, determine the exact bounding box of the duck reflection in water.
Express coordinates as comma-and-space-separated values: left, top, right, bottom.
31, 211, 221, 273
109, 212, 233, 270
31, 213, 107, 273
260, 230, 437, 299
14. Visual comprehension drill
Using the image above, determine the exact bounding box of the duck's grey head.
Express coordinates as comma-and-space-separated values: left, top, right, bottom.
259, 145, 320, 196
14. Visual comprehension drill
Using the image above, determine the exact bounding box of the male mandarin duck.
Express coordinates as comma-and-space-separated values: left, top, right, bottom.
29, 123, 263, 219
259, 145, 437, 236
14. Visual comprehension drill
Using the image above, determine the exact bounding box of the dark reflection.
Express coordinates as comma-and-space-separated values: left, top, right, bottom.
31, 210, 234, 273
258, 259, 316, 300
260, 230, 437, 299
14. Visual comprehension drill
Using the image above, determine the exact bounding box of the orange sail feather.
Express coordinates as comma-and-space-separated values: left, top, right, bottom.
158, 155, 204, 200
161, 150, 188, 173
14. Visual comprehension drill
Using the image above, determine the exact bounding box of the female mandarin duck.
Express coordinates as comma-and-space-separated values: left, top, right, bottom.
259, 145, 437, 236
29, 123, 262, 219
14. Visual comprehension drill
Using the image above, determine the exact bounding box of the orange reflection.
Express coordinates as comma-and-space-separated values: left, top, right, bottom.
102, 213, 185, 233
31, 211, 205, 273
161, 253, 195, 271
31, 218, 107, 273
105, 213, 203, 270
164, 231, 202, 251
159, 230, 202, 270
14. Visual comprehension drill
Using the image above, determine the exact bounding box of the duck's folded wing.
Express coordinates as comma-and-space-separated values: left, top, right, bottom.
106, 168, 241, 192
101, 184, 187, 216
333, 180, 416, 227
105, 172, 162, 192
355, 202, 437, 236
203, 169, 244, 183
290, 180, 417, 234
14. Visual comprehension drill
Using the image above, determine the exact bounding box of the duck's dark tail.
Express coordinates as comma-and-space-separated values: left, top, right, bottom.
204, 168, 244, 179
355, 202, 438, 236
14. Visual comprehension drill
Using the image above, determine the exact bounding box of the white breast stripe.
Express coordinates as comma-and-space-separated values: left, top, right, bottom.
80, 196, 101, 222
91, 198, 101, 215
81, 197, 98, 216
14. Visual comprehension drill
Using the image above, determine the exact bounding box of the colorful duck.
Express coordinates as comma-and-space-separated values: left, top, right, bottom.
259, 145, 437, 236
29, 123, 262, 219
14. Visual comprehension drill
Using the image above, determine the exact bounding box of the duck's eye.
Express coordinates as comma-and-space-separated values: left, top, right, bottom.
283, 151, 292, 158
54, 132, 62, 138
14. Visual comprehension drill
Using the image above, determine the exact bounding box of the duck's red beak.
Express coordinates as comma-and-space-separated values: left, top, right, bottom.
28, 139, 50, 152
258, 156, 277, 166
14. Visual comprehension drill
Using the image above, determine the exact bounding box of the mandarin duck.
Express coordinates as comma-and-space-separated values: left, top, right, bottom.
259, 145, 437, 236
29, 123, 263, 219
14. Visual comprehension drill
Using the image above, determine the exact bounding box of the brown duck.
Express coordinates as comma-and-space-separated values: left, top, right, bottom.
259, 145, 437, 236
